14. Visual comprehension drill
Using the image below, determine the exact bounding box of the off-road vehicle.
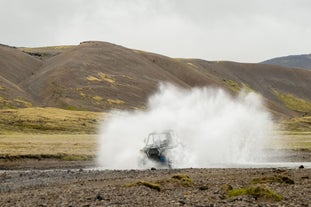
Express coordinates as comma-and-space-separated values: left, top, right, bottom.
139, 130, 177, 169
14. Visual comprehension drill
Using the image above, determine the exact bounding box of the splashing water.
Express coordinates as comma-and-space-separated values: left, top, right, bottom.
96, 83, 275, 169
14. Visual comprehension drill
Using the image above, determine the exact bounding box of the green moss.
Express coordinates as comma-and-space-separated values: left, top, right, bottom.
107, 99, 125, 105
59, 154, 92, 161
273, 89, 311, 113
252, 176, 294, 185
87, 75, 100, 81
228, 186, 283, 201
223, 79, 241, 92
126, 181, 161, 192
241, 83, 254, 92
93, 96, 103, 102
171, 174, 193, 186
86, 72, 115, 84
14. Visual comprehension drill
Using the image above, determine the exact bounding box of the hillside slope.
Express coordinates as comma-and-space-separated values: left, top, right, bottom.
261, 54, 311, 70
1, 41, 311, 119
0, 44, 41, 108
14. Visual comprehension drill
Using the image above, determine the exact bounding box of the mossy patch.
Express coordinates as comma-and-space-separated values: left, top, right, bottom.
171, 174, 193, 184
87, 72, 115, 84
222, 80, 253, 93
158, 174, 194, 187
223, 79, 241, 92
252, 176, 294, 185
273, 89, 311, 113
107, 99, 124, 105
92, 96, 103, 102
126, 181, 161, 192
98, 72, 115, 84
228, 186, 283, 201
87, 76, 100, 81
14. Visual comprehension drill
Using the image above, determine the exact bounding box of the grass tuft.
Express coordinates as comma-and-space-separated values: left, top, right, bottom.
171, 174, 193, 186
126, 181, 161, 192
228, 186, 283, 201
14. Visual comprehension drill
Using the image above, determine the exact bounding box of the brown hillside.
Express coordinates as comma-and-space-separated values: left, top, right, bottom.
182, 59, 311, 117
0, 44, 41, 108
1, 41, 310, 118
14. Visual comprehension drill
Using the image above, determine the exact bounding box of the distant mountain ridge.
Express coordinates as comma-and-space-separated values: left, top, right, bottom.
0, 41, 311, 119
261, 54, 311, 70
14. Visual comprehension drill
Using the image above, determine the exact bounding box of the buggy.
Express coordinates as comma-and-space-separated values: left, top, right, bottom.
139, 130, 177, 169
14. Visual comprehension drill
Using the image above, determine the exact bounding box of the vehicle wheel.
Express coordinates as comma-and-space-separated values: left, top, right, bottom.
167, 159, 173, 169
138, 153, 147, 168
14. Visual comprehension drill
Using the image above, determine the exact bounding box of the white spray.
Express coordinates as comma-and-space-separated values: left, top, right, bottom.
96, 83, 275, 169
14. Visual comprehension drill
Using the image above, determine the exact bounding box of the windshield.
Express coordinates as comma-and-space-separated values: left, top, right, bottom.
145, 132, 173, 147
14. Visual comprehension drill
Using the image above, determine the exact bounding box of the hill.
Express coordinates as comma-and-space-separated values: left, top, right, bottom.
261, 54, 311, 70
0, 41, 311, 121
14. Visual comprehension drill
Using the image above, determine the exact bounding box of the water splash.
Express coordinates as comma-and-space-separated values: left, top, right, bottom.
96, 83, 275, 169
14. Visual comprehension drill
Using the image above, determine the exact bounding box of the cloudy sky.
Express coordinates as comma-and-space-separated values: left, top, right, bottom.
1, 0, 310, 62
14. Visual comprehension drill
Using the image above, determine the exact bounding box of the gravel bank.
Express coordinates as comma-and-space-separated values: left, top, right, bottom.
0, 167, 310, 206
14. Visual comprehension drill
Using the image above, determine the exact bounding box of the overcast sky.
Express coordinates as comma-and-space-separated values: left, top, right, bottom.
1, 0, 310, 62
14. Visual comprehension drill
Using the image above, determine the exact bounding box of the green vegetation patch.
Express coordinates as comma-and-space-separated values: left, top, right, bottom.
87, 72, 115, 84
126, 181, 161, 192
171, 174, 193, 186
283, 116, 311, 132
273, 89, 311, 113
252, 176, 294, 185
223, 79, 241, 92
228, 186, 283, 201
158, 174, 194, 187
126, 174, 193, 192
13, 99, 32, 107
107, 99, 125, 105
93, 96, 103, 102
0, 107, 102, 134
0, 98, 33, 109
222, 79, 253, 93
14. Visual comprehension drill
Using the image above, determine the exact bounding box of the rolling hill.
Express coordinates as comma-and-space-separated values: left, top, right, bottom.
1, 41, 311, 121
261, 54, 311, 70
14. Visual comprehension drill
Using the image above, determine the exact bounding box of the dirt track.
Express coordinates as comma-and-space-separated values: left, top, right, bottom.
0, 160, 310, 207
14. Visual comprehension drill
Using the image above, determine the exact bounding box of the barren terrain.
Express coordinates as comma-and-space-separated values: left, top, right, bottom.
1, 41, 311, 206
0, 132, 310, 206
0, 166, 310, 207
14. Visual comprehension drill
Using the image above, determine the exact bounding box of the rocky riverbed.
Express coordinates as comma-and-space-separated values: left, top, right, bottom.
0, 164, 310, 206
